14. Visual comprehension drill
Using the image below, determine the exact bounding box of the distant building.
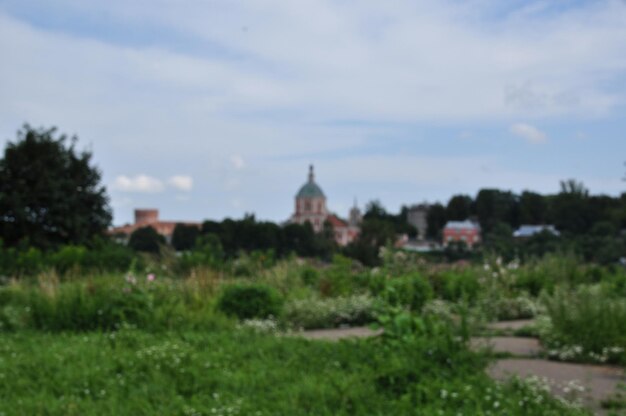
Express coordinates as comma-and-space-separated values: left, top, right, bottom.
290, 165, 360, 246
407, 204, 429, 240
513, 225, 560, 239
442, 220, 481, 248
110, 209, 200, 243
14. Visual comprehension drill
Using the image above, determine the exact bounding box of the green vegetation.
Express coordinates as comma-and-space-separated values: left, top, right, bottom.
217, 283, 283, 320
1, 248, 624, 414
0, 125, 111, 249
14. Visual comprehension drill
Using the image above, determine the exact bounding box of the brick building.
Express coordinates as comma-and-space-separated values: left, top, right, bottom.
442, 220, 481, 248
110, 209, 200, 242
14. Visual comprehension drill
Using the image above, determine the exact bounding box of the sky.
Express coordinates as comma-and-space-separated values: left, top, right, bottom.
0, 0, 625, 226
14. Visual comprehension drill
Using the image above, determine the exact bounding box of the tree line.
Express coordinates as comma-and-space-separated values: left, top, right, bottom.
1, 125, 624, 271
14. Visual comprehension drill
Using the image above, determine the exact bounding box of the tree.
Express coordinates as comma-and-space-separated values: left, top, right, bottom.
128, 226, 165, 253
519, 191, 547, 225
548, 179, 591, 234
0, 125, 112, 248
426, 203, 446, 240
345, 218, 395, 266
171, 223, 200, 251
445, 194, 474, 221
475, 189, 519, 234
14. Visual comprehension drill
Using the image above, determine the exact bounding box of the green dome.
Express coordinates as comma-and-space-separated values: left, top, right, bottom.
296, 181, 325, 198
296, 165, 325, 199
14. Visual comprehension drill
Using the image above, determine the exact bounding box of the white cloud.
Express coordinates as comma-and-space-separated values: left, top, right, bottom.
230, 154, 245, 170
112, 175, 164, 193
510, 122, 547, 143
168, 175, 193, 191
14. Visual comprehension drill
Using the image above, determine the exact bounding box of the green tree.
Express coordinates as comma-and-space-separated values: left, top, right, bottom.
0, 125, 112, 248
128, 226, 165, 253
548, 180, 591, 234
519, 191, 547, 225
445, 194, 474, 221
346, 218, 395, 266
426, 203, 446, 240
475, 189, 519, 233
171, 223, 200, 251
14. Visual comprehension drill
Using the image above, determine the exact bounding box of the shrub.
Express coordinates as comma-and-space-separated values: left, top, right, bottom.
317, 255, 356, 297
282, 294, 376, 329
541, 286, 626, 364
484, 295, 540, 321
217, 284, 283, 320
300, 266, 320, 287
128, 226, 165, 253
433, 270, 481, 303
383, 273, 433, 312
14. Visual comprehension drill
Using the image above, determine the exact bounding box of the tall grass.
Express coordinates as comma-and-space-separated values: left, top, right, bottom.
542, 286, 626, 364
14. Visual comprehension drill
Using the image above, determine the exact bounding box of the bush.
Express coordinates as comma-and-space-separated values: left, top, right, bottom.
541, 286, 626, 364
217, 284, 283, 320
483, 295, 540, 321
282, 294, 376, 329
317, 255, 356, 297
128, 226, 165, 253
433, 270, 481, 303
383, 273, 433, 312
300, 266, 320, 287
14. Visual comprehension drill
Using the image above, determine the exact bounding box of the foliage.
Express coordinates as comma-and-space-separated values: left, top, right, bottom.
128, 226, 165, 253
344, 218, 396, 267
0, 327, 590, 415
382, 272, 433, 312
0, 241, 134, 278
317, 254, 359, 297
282, 294, 376, 329
0, 125, 111, 249
541, 286, 626, 365
177, 233, 225, 272
0, 274, 227, 332
216, 283, 283, 320
171, 223, 200, 251
431, 269, 481, 303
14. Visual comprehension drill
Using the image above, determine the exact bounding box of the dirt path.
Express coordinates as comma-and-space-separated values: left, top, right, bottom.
470, 336, 542, 356
477, 321, 625, 415
486, 319, 535, 331
489, 358, 623, 414
298, 326, 381, 341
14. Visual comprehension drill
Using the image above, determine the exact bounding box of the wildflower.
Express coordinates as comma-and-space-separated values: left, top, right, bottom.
125, 274, 137, 285
147, 273, 156, 282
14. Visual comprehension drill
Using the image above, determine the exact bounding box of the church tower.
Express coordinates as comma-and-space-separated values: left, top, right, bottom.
292, 165, 327, 232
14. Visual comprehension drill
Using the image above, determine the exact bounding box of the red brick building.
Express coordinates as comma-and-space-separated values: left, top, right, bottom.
442, 220, 481, 248
110, 209, 200, 242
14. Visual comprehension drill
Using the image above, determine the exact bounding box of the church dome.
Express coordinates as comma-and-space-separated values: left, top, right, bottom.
296, 165, 325, 199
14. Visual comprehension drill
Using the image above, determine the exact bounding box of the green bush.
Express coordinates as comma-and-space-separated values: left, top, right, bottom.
483, 295, 539, 321
282, 294, 376, 329
318, 255, 356, 297
383, 273, 433, 311
128, 226, 165, 253
433, 270, 481, 303
300, 266, 320, 287
217, 283, 283, 320
542, 286, 626, 364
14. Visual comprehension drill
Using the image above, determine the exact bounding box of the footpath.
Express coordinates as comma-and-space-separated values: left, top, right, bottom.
299, 320, 625, 415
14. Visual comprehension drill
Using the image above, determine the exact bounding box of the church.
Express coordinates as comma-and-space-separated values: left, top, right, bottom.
290, 165, 361, 246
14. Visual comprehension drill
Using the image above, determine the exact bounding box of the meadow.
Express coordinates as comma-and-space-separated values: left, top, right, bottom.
0, 249, 625, 415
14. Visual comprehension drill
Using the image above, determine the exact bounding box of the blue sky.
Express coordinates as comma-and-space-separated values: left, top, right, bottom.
0, 0, 625, 225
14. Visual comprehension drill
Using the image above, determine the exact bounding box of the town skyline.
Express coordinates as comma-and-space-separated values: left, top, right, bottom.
1, 1, 625, 226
